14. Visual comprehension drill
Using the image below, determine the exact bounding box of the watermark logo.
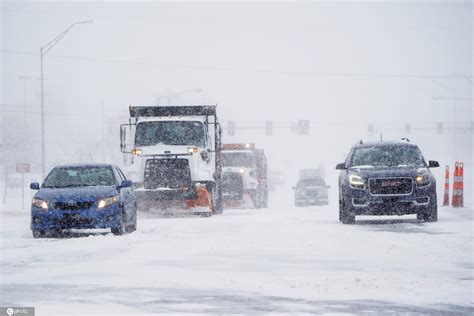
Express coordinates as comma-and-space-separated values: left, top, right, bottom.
0, 307, 34, 316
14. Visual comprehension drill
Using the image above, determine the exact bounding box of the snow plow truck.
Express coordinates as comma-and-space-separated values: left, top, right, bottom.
221, 143, 268, 208
120, 105, 223, 216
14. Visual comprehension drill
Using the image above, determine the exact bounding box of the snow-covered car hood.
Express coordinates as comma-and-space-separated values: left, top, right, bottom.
35, 186, 118, 202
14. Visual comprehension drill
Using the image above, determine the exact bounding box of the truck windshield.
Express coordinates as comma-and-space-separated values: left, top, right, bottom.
222, 152, 254, 168
135, 121, 205, 147
349, 145, 425, 168
298, 178, 326, 187
43, 166, 116, 188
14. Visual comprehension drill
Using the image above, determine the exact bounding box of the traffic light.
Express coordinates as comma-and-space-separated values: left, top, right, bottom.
405, 123, 411, 135
437, 122, 443, 135
265, 121, 273, 136
297, 120, 309, 135
368, 124, 374, 136
228, 121, 235, 136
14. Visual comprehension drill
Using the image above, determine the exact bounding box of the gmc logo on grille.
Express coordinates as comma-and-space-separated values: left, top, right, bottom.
381, 181, 401, 187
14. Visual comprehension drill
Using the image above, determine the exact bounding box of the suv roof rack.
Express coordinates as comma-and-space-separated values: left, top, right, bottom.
401, 138, 410, 142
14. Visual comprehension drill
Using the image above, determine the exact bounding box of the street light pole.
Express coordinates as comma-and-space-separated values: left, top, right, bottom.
39, 20, 93, 179
40, 46, 45, 179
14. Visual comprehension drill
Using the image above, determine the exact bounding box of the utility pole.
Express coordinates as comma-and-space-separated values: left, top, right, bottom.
18, 76, 32, 178
101, 100, 105, 162
40, 20, 93, 179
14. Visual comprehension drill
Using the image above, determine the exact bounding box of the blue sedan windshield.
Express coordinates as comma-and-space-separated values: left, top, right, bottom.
43, 166, 116, 188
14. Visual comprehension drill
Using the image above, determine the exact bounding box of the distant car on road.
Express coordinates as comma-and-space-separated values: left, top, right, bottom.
336, 140, 439, 224
30, 163, 137, 238
293, 176, 330, 207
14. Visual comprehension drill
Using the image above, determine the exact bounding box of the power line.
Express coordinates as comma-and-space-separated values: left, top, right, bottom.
1, 49, 471, 79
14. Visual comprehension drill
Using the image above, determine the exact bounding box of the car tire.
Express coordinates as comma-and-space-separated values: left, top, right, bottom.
112, 207, 126, 235
32, 230, 43, 238
339, 199, 355, 224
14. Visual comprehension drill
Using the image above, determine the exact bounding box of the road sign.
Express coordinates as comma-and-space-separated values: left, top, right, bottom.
16, 163, 31, 173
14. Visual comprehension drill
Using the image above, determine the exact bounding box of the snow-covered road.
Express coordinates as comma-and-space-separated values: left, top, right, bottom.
1, 191, 473, 315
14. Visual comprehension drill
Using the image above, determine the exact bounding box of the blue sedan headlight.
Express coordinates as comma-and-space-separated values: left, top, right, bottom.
32, 198, 48, 210
97, 195, 119, 209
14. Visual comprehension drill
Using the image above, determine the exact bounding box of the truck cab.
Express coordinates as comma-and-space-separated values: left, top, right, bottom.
120, 106, 223, 215
221, 143, 268, 209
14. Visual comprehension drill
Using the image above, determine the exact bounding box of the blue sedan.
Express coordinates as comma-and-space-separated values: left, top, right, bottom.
30, 164, 137, 238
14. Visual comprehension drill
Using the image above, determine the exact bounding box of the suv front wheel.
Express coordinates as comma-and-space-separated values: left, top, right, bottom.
417, 194, 438, 222
339, 198, 355, 224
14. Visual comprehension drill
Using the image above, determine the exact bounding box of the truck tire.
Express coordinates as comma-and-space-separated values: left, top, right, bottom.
209, 182, 223, 214
263, 191, 269, 208
127, 205, 138, 232
250, 190, 258, 208
256, 189, 264, 209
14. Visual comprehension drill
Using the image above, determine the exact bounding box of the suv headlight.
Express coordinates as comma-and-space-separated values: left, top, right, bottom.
97, 195, 119, 209
32, 198, 48, 210
416, 169, 431, 187
349, 173, 365, 189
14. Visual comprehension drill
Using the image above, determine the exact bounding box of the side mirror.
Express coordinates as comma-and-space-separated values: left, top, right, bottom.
30, 182, 40, 190
428, 160, 440, 168
291, 186, 296, 190
120, 180, 133, 188
327, 185, 331, 189
200, 149, 211, 162
335, 163, 346, 170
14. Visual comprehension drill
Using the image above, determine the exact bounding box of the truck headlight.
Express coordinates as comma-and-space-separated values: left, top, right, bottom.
416, 169, 431, 187
97, 195, 119, 209
32, 198, 48, 210
131, 148, 143, 155
187, 147, 199, 154
239, 169, 245, 174
349, 174, 365, 189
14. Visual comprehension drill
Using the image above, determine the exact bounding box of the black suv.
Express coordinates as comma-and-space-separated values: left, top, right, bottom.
293, 176, 330, 207
336, 140, 439, 224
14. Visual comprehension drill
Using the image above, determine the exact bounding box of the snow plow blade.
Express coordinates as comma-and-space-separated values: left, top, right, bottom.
186, 185, 213, 216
